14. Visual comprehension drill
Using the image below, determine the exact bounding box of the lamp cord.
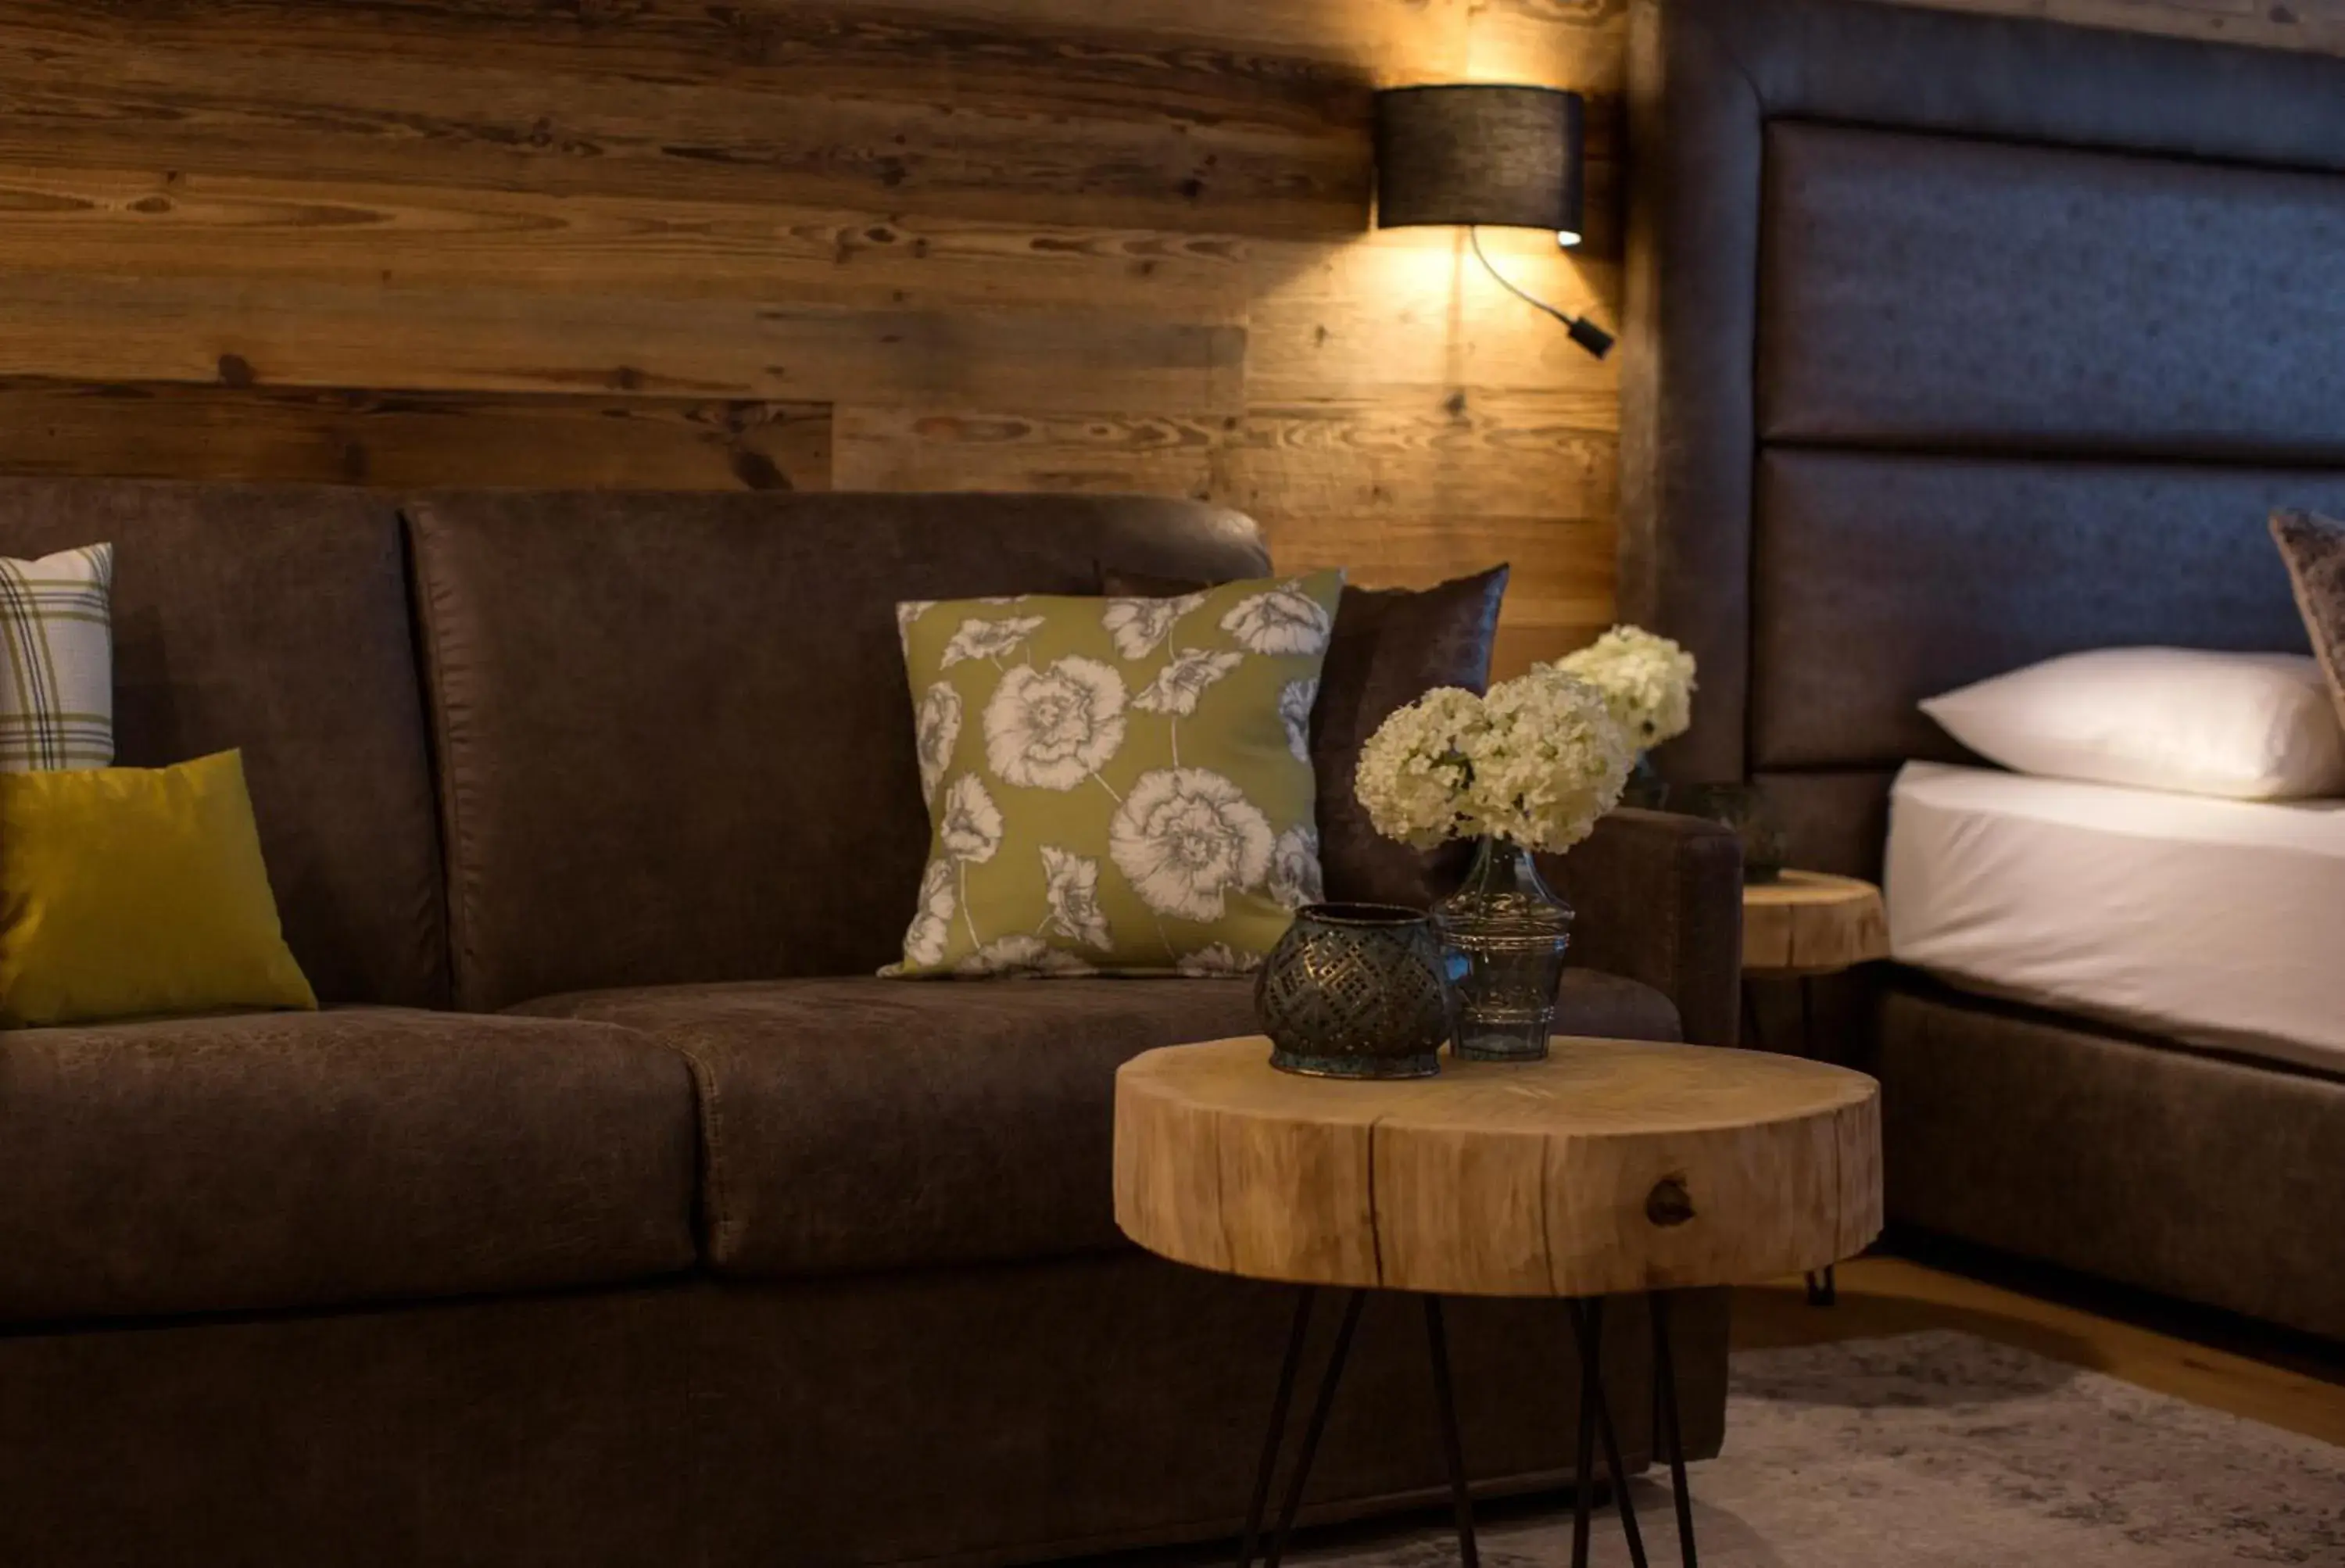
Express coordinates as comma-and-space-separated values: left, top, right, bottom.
1469, 227, 1571, 325
1469, 227, 1613, 359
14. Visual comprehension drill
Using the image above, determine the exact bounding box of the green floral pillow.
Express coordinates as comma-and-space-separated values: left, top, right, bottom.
888, 572, 1344, 978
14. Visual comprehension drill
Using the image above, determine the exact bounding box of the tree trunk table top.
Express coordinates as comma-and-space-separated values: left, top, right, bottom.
1742, 869, 1891, 977
1113, 1036, 1881, 1300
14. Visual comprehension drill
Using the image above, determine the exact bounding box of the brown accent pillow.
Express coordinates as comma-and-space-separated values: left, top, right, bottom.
2272, 510, 2345, 732
1101, 564, 1509, 909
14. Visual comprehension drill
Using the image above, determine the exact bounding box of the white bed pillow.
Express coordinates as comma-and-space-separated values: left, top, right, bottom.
1920, 647, 2345, 800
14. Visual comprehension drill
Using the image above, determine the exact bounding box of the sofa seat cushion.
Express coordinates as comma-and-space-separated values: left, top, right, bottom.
510, 970, 1681, 1280
0, 1009, 697, 1326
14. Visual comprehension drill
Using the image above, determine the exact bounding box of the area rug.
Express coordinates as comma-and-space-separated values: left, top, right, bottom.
1261, 1330, 2345, 1567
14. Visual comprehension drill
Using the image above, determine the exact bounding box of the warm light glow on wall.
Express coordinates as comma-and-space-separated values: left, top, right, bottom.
1254, 0, 1627, 671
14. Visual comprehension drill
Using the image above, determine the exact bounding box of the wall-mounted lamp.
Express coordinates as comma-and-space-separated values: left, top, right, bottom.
1373, 84, 1615, 360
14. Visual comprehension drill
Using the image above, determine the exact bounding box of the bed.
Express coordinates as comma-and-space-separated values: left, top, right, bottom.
1621, 0, 2345, 1338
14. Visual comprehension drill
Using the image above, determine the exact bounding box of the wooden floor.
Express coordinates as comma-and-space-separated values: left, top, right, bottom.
1734, 1255, 2345, 1448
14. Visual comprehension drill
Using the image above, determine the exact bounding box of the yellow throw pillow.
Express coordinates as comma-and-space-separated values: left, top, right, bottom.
0, 749, 317, 1026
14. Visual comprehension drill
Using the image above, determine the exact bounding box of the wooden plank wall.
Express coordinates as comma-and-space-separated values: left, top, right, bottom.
2, 0, 2340, 675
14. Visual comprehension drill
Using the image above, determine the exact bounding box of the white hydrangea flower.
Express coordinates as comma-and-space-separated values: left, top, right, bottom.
1266, 823, 1323, 911
1353, 686, 1488, 850
954, 933, 1095, 978
982, 656, 1127, 790
1548, 625, 1698, 750
1353, 675, 1632, 856
1039, 845, 1113, 950
913, 682, 961, 805
1108, 767, 1275, 922
900, 858, 957, 966
1278, 677, 1318, 764
1132, 648, 1242, 717
1458, 670, 1634, 854
1176, 942, 1262, 978
941, 614, 1044, 669
1220, 580, 1331, 657
939, 774, 1004, 864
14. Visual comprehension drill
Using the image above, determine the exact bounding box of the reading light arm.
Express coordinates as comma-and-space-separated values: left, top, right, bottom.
1470, 227, 1615, 360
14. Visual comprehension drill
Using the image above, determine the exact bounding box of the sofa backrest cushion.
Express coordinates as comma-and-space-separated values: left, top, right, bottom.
403, 491, 1271, 1011
0, 480, 449, 1008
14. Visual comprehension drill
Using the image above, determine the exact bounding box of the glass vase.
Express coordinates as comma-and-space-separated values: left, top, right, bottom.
1430, 835, 1573, 1062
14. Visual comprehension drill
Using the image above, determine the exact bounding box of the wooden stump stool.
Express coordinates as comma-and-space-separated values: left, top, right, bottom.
1739, 870, 1890, 1306
1114, 1036, 1883, 1568
1741, 871, 1889, 978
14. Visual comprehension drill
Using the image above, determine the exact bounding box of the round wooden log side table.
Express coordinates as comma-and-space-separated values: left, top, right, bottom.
1740, 871, 1890, 1308
1113, 1036, 1884, 1568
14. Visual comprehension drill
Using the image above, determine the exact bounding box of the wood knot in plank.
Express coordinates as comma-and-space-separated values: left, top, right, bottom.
1645, 1175, 1695, 1228
728, 448, 788, 491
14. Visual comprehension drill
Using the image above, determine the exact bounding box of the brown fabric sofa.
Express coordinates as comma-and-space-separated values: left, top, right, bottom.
0, 479, 1743, 1568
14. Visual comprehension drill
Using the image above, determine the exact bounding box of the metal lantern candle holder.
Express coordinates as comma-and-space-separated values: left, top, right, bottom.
1255, 903, 1454, 1079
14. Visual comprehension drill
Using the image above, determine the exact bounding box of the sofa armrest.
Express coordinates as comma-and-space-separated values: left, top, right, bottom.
1536, 809, 1743, 1047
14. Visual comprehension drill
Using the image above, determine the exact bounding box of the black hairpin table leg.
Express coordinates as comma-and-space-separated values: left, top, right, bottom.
1258, 1289, 1366, 1568
1423, 1298, 1480, 1568
1567, 1299, 1649, 1568
1242, 1290, 1480, 1568
1752, 974, 1843, 1308
1792, 977, 1838, 1308
1649, 1292, 1700, 1568
1567, 1295, 1601, 1568
1237, 1288, 1318, 1568
1238, 1287, 1702, 1568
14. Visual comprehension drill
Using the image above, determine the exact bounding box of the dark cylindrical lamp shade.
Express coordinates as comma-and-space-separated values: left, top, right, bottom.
1373, 84, 1585, 243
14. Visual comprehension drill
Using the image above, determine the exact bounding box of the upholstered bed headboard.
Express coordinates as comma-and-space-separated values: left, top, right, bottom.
1621, 0, 2345, 873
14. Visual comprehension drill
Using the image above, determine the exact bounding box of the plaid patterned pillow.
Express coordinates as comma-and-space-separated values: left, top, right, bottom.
0, 543, 113, 771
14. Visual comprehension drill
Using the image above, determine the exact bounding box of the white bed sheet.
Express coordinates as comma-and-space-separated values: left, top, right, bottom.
1885, 762, 2345, 1076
